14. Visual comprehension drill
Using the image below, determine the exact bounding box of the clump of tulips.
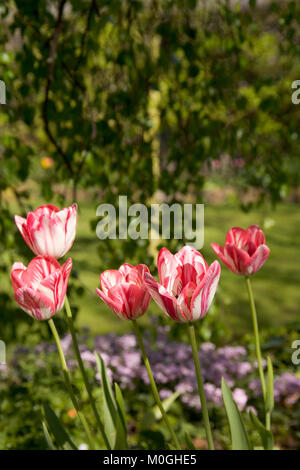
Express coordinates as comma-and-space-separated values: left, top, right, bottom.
11, 203, 274, 450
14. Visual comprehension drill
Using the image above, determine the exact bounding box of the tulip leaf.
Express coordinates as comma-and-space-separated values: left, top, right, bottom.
114, 383, 128, 450
249, 411, 274, 450
42, 421, 55, 450
43, 404, 76, 450
221, 378, 252, 450
266, 357, 274, 413
153, 390, 181, 420
95, 352, 117, 449
185, 432, 196, 450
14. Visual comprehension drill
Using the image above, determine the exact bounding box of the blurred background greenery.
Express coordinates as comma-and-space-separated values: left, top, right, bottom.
0, 0, 300, 450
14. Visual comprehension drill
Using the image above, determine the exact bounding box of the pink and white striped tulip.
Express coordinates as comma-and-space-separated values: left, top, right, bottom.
15, 204, 77, 259
144, 246, 221, 322
96, 263, 151, 320
11, 256, 72, 320
211, 225, 270, 276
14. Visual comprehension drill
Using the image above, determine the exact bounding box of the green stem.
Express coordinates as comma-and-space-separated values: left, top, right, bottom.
48, 318, 95, 449
187, 323, 214, 450
64, 296, 110, 449
245, 277, 270, 430
132, 320, 181, 450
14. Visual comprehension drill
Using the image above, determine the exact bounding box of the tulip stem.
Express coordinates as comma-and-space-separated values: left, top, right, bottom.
187, 323, 215, 450
64, 296, 110, 449
48, 318, 95, 450
245, 276, 271, 430
131, 319, 181, 450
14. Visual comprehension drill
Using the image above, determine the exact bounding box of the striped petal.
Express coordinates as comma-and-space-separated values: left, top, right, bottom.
157, 247, 182, 295
224, 244, 251, 275
121, 282, 151, 319
14, 287, 55, 320
225, 227, 248, 248
144, 272, 185, 322
248, 244, 270, 275
96, 287, 128, 319
247, 225, 266, 247
175, 245, 208, 286
100, 270, 123, 295
190, 261, 221, 320
177, 281, 197, 320
14, 216, 35, 253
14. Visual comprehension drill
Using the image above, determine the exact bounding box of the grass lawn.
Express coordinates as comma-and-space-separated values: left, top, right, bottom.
70, 199, 300, 337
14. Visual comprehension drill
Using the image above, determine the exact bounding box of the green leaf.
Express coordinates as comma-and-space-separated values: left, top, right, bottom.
185, 432, 196, 450
266, 357, 274, 413
95, 352, 117, 449
114, 383, 128, 450
43, 404, 76, 450
221, 378, 252, 450
42, 421, 55, 450
249, 411, 274, 450
153, 391, 181, 420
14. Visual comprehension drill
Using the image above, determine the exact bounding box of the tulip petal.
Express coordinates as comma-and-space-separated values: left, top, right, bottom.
25, 256, 60, 285
190, 261, 221, 320
144, 272, 185, 322
55, 203, 77, 257
96, 287, 128, 319
175, 245, 208, 286
100, 270, 123, 294
11, 262, 27, 291
247, 225, 266, 247
177, 281, 197, 320
121, 282, 151, 319
14, 215, 35, 253
248, 244, 270, 275
157, 247, 182, 295
211, 242, 238, 274
225, 227, 248, 248
132, 264, 150, 282
224, 244, 251, 275
118, 263, 134, 278
14, 287, 54, 320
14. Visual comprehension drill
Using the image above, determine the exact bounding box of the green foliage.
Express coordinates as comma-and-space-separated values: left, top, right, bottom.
221, 378, 252, 450
95, 352, 128, 450
249, 411, 274, 450
43, 404, 77, 450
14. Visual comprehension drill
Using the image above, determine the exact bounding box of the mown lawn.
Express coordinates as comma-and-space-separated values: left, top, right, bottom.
71, 199, 300, 337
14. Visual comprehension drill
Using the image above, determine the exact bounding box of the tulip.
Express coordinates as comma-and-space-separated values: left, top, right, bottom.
96, 263, 151, 320
15, 203, 77, 259
144, 246, 220, 322
96, 263, 180, 448
212, 225, 272, 430
211, 225, 270, 276
11, 256, 72, 320
144, 245, 219, 449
